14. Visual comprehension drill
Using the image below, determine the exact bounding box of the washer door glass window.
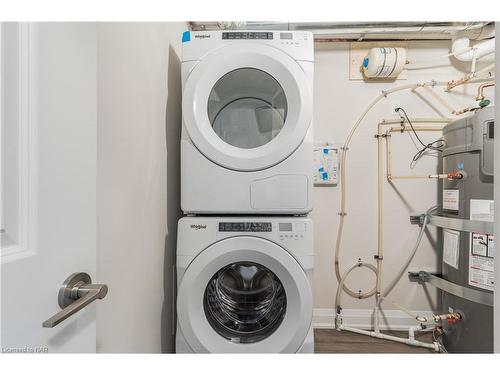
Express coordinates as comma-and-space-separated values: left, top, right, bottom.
207, 68, 287, 149
204, 261, 287, 344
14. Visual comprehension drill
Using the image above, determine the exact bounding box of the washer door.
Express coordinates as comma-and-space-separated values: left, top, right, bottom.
177, 237, 312, 353
182, 43, 312, 171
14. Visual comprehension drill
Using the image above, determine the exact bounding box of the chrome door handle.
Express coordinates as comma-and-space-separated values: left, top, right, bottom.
43, 272, 108, 328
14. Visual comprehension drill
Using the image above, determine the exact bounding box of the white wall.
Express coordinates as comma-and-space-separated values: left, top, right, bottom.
312, 41, 495, 322
97, 22, 186, 353
95, 26, 495, 349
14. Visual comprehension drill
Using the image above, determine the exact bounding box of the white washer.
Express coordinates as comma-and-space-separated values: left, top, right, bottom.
181, 31, 314, 214
176, 216, 314, 353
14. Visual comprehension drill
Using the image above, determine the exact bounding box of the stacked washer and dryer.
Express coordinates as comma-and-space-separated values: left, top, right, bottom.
176, 30, 315, 353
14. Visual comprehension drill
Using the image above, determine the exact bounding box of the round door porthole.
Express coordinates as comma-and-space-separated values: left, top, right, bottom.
207, 68, 288, 149
203, 261, 287, 344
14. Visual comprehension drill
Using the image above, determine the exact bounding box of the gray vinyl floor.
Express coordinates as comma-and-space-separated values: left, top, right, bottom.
314, 329, 436, 354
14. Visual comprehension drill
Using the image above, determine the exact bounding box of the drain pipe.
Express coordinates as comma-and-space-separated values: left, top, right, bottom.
451, 33, 495, 62
340, 325, 440, 351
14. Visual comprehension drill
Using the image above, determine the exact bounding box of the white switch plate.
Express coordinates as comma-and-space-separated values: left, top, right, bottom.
350, 41, 409, 81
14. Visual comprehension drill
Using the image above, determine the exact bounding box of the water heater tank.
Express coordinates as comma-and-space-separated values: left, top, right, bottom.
440, 106, 494, 353
362, 47, 407, 79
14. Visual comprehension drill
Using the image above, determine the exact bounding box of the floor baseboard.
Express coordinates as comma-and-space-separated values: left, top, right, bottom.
313, 308, 434, 331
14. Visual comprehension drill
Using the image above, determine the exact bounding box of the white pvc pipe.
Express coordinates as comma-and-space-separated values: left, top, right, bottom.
452, 35, 495, 62
340, 325, 439, 352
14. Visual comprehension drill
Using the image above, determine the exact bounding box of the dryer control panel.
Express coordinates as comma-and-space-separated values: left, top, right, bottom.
182, 30, 314, 63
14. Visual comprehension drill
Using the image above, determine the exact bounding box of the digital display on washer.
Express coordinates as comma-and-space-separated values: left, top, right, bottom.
219, 222, 272, 232
279, 223, 293, 232
222, 32, 273, 40
280, 32, 293, 40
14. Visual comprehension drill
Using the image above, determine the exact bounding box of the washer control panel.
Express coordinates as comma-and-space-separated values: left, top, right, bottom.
216, 219, 310, 246
222, 32, 273, 40
277, 221, 308, 242
219, 222, 272, 232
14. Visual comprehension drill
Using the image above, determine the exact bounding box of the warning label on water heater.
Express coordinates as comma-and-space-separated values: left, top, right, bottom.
468, 199, 495, 291
443, 189, 459, 212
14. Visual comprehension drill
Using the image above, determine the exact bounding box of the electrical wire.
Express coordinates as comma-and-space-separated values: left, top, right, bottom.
395, 107, 445, 163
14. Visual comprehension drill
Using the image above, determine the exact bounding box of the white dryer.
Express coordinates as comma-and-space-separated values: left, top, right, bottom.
181, 31, 314, 214
176, 216, 314, 353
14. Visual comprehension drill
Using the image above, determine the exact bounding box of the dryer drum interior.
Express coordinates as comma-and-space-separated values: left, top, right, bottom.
203, 261, 287, 343
207, 68, 288, 149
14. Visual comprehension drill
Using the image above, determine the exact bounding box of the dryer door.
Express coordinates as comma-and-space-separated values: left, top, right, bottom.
177, 237, 312, 353
182, 43, 312, 171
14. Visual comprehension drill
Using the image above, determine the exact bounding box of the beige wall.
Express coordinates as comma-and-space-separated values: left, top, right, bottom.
312, 41, 494, 315
97, 22, 186, 353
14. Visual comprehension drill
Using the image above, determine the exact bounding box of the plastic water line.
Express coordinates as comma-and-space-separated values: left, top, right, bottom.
333, 73, 497, 351
340, 325, 440, 351
334, 80, 449, 300
334, 76, 495, 301
378, 211, 431, 299
405, 46, 475, 70
334, 260, 378, 318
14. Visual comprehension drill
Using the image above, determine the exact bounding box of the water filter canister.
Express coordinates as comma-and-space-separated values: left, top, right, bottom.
362, 47, 407, 79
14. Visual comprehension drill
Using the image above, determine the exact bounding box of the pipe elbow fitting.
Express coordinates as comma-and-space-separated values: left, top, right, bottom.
451, 33, 495, 62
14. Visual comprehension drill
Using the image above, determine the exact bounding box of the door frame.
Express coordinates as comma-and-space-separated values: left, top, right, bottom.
0, 22, 38, 264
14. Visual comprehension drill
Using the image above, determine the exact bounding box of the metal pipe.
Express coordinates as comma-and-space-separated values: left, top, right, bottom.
446, 64, 495, 91
477, 82, 495, 100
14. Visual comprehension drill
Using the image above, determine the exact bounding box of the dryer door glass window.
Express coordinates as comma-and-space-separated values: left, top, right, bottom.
204, 261, 287, 344
207, 68, 287, 149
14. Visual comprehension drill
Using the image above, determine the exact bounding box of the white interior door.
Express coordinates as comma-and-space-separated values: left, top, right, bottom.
1, 22, 98, 353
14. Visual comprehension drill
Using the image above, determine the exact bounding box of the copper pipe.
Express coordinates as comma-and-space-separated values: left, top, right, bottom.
476, 82, 495, 100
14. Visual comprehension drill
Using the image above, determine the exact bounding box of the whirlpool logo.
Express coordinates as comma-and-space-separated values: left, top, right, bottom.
194, 34, 211, 39
190, 224, 207, 230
